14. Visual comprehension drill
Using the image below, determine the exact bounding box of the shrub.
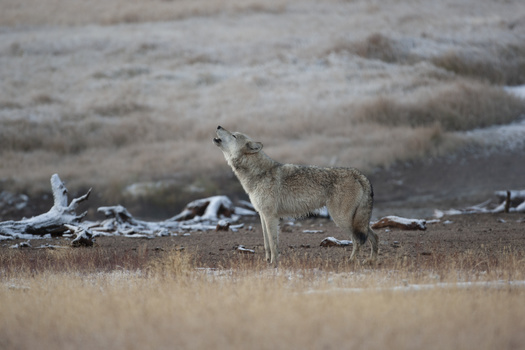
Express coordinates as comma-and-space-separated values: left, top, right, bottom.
355, 81, 525, 131
432, 44, 525, 85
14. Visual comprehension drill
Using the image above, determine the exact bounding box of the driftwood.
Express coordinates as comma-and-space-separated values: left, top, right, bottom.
0, 174, 91, 240
372, 216, 427, 231
1, 177, 256, 242
87, 196, 254, 237
88, 205, 178, 237
494, 190, 525, 213
65, 224, 94, 247
235, 245, 255, 254
435, 190, 525, 217
169, 195, 255, 222
320, 237, 352, 247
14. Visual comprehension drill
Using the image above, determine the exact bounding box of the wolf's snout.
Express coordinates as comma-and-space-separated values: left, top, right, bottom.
214, 126, 223, 146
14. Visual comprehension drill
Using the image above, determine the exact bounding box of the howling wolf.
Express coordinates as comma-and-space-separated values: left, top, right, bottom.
213, 126, 378, 265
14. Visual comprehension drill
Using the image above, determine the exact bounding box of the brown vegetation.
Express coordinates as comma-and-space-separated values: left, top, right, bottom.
355, 81, 525, 131
1, 213, 525, 349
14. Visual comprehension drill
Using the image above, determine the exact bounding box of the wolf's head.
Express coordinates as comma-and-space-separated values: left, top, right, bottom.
213, 126, 263, 162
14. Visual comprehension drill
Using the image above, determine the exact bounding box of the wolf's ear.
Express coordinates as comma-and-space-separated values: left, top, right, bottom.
245, 141, 263, 154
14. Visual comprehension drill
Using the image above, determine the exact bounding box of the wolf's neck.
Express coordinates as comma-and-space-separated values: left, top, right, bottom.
229, 151, 280, 179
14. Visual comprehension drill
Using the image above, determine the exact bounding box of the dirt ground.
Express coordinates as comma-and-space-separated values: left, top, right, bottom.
3, 212, 524, 270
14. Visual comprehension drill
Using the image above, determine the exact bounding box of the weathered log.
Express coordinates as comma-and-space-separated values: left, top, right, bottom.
495, 190, 525, 213
65, 224, 94, 247
436, 190, 525, 216
372, 216, 427, 231
169, 195, 236, 222
235, 245, 255, 254
320, 237, 352, 247
495, 190, 525, 203
0, 174, 91, 239
92, 205, 179, 236
504, 190, 511, 213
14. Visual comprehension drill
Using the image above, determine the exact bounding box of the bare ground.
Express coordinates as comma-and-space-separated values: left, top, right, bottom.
370, 144, 525, 219
2, 212, 523, 271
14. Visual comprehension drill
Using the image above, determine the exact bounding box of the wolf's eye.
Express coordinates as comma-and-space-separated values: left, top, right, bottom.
232, 135, 237, 139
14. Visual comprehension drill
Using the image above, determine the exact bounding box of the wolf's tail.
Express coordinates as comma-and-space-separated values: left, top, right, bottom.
353, 229, 368, 246
352, 178, 374, 245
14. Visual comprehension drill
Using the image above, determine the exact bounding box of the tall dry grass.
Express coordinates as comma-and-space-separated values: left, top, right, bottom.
329, 33, 525, 86
1, 247, 525, 349
432, 44, 525, 86
355, 81, 525, 131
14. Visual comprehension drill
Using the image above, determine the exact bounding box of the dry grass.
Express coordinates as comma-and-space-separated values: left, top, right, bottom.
333, 33, 409, 64
355, 81, 525, 131
1, 0, 524, 213
432, 44, 525, 86
1, 247, 525, 349
326, 32, 525, 86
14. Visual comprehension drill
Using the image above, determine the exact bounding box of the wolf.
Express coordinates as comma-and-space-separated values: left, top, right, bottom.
213, 126, 378, 265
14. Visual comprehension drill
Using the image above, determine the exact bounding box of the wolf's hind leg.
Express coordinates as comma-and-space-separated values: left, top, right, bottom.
349, 236, 361, 261
368, 227, 379, 261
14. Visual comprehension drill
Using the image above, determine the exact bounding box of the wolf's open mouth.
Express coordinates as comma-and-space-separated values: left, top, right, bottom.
213, 137, 222, 145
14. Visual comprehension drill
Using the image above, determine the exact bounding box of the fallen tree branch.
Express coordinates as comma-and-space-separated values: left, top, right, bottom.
0, 174, 90, 239
65, 224, 94, 247
320, 237, 352, 247
435, 189, 525, 217
87, 197, 253, 237
372, 216, 427, 231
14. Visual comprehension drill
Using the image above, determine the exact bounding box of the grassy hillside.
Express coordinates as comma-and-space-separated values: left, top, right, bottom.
1, 0, 524, 214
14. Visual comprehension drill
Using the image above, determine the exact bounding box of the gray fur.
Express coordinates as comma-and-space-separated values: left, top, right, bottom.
213, 126, 378, 265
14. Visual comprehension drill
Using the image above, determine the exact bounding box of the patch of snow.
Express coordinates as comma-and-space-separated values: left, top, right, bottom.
505, 85, 525, 99
123, 234, 153, 239
35, 244, 67, 249
9, 241, 32, 249
303, 230, 324, 234
305, 280, 525, 295
462, 119, 525, 153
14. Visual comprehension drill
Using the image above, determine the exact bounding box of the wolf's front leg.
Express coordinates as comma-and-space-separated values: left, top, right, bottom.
260, 216, 271, 262
263, 216, 280, 266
